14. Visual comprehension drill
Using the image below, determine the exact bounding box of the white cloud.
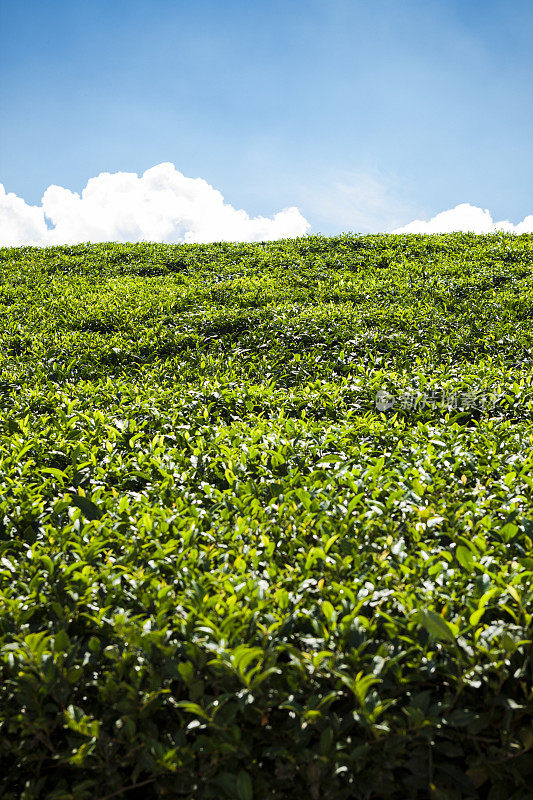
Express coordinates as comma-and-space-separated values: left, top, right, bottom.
0, 162, 311, 247
392, 203, 533, 234
0, 184, 50, 246
293, 169, 418, 234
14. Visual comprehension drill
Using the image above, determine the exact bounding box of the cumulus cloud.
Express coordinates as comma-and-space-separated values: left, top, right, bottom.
393, 203, 533, 234
0, 162, 311, 247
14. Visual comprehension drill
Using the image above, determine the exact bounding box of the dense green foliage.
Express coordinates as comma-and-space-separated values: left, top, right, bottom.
0, 233, 533, 800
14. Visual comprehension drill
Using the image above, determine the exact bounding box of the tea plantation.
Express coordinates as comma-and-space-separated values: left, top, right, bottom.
0, 233, 532, 800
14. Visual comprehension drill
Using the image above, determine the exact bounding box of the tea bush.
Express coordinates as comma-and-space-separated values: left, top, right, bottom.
0, 233, 532, 799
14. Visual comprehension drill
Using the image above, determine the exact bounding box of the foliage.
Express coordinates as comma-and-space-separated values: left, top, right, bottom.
0, 233, 532, 799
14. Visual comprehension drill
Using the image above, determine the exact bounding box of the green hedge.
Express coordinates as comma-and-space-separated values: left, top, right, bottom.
0, 233, 532, 799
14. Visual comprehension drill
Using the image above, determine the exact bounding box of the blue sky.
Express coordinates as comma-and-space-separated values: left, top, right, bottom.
1, 0, 532, 241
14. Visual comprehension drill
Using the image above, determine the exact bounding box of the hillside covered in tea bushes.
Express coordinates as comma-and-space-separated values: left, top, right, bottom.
0, 233, 532, 799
